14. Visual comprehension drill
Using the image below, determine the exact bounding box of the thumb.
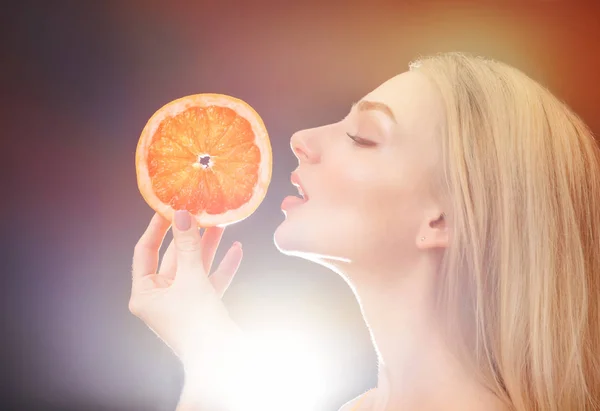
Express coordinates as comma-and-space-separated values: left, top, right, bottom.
172, 210, 204, 279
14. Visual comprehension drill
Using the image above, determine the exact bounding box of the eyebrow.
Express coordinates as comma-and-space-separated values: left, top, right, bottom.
351, 100, 397, 123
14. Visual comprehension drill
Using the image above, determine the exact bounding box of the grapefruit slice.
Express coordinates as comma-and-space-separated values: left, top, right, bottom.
135, 94, 272, 227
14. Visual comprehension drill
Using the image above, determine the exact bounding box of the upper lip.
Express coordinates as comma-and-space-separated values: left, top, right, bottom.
291, 172, 309, 200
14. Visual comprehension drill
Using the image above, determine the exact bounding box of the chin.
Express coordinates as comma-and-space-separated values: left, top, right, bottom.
273, 218, 352, 265
273, 217, 309, 255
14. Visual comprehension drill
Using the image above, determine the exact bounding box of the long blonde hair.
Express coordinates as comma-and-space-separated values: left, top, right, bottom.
410, 52, 600, 410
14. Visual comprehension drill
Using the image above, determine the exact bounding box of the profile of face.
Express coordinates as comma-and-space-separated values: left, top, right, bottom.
274, 71, 449, 276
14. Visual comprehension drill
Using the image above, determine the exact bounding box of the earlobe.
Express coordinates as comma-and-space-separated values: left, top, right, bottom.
416, 212, 449, 250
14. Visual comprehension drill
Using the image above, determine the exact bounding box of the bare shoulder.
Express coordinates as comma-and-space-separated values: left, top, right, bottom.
337, 389, 374, 411
337, 396, 359, 411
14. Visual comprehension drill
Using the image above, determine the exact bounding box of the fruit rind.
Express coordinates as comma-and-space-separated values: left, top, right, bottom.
136, 93, 272, 227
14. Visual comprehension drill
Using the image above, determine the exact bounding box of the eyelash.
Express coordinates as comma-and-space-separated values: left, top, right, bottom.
346, 133, 376, 147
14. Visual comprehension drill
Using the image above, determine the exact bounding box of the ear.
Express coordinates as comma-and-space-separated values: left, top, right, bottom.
416, 211, 449, 250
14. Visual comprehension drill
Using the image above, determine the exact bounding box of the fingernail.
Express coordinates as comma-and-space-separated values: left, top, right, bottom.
174, 210, 191, 231
233, 241, 242, 250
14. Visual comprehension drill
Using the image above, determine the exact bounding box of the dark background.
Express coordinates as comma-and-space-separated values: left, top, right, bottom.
3, 1, 600, 410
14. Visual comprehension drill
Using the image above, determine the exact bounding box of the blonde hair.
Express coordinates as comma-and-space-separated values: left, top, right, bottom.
410, 52, 600, 410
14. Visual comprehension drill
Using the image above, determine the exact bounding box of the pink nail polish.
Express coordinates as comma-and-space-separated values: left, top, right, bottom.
174, 210, 191, 231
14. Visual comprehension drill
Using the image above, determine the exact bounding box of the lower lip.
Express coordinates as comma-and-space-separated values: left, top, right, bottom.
281, 196, 307, 211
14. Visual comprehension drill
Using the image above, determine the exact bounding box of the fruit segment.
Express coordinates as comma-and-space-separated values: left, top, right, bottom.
138, 96, 270, 224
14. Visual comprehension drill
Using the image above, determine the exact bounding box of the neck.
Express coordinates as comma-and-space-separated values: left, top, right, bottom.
332, 255, 503, 411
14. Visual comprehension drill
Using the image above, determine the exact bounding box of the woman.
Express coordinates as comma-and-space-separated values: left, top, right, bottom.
129, 52, 600, 410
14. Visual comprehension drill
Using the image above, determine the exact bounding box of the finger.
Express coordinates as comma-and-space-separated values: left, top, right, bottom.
201, 226, 225, 273
172, 210, 206, 283
132, 213, 171, 279
159, 238, 176, 279
149, 273, 174, 288
210, 242, 243, 298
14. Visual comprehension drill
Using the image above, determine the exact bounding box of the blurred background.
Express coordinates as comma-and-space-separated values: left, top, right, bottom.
2, 0, 599, 410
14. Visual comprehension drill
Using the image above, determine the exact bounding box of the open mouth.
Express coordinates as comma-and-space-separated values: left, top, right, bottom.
290, 172, 309, 201
281, 172, 309, 212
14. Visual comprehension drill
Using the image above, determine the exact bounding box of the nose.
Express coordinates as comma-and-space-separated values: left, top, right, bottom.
290, 128, 321, 164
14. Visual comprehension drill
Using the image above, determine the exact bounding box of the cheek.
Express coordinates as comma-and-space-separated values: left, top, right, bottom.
324, 157, 402, 217
323, 155, 377, 202
326, 159, 422, 247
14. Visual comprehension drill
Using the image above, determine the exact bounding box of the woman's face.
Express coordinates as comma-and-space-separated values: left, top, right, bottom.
274, 71, 447, 271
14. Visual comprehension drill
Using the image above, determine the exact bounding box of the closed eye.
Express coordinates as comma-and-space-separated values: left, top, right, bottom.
346, 133, 377, 147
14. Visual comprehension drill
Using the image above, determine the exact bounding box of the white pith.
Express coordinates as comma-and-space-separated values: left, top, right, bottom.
136, 94, 272, 227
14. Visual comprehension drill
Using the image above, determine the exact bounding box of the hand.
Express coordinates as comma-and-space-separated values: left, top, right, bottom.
129, 210, 244, 367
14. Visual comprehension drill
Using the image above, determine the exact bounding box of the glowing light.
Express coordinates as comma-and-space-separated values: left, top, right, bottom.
230, 329, 327, 411
184, 327, 329, 411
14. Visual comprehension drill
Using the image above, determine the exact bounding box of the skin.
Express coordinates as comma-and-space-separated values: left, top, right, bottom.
131, 71, 508, 410
274, 71, 507, 410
